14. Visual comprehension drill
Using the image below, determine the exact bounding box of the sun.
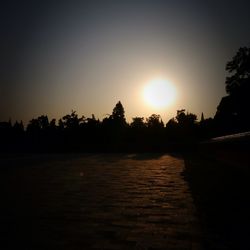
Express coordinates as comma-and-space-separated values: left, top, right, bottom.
143, 78, 176, 109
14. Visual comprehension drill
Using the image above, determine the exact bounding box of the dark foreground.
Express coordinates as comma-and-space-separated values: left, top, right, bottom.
0, 153, 202, 250
184, 140, 250, 250
1, 150, 249, 250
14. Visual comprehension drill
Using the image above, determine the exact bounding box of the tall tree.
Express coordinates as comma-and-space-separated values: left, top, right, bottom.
215, 47, 250, 132
111, 101, 126, 127
225, 47, 250, 95
200, 112, 204, 122
112, 101, 125, 120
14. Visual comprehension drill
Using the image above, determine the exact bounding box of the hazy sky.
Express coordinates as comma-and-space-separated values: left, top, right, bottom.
1, 0, 250, 124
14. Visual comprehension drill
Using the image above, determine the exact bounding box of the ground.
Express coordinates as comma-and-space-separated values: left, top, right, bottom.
184, 145, 250, 250
0, 153, 202, 250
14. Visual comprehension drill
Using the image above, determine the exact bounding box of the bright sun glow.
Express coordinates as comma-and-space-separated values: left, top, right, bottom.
143, 78, 176, 109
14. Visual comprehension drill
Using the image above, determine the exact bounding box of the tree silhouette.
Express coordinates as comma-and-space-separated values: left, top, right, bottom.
0, 120, 12, 139
165, 118, 179, 141
166, 110, 198, 141
0, 101, 207, 152
215, 46, 250, 133
27, 115, 49, 133
130, 117, 145, 129
225, 47, 250, 95
200, 112, 204, 122
86, 114, 100, 129
62, 110, 85, 130
176, 110, 197, 127
13, 121, 24, 134
111, 101, 126, 127
146, 114, 164, 129
49, 119, 57, 129
166, 118, 178, 130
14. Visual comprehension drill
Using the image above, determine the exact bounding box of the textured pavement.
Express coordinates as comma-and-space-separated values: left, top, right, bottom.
0, 154, 202, 249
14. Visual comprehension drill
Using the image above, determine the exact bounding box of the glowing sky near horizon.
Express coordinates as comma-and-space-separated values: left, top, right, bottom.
1, 0, 250, 124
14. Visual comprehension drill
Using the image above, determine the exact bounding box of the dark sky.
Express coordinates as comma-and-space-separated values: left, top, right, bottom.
1, 0, 250, 124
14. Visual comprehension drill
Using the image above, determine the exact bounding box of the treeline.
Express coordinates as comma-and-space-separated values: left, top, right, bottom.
0, 102, 218, 153
1, 46, 249, 152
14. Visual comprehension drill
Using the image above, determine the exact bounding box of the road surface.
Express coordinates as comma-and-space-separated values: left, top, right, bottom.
0, 154, 202, 249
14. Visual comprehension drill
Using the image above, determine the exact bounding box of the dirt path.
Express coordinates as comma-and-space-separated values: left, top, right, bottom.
0, 154, 202, 249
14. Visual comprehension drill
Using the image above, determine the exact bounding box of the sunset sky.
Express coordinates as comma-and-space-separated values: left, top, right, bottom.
1, 0, 250, 124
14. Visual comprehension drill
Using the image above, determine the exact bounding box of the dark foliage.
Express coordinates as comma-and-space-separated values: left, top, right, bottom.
215, 46, 250, 134
1, 47, 249, 152
225, 47, 250, 95
0, 102, 211, 153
